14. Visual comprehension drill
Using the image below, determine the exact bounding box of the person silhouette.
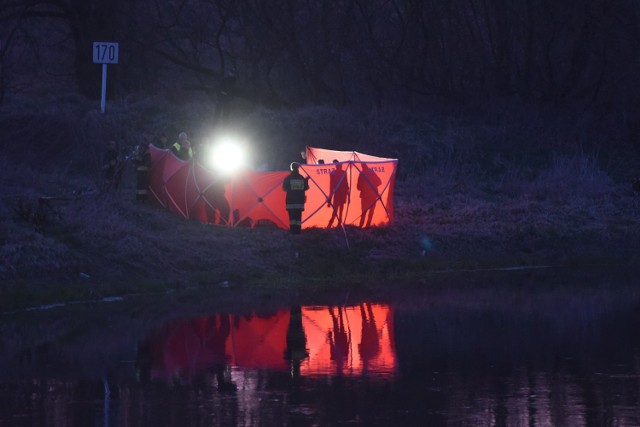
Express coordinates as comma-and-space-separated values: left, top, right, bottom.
102, 140, 123, 191
282, 162, 309, 234
357, 163, 382, 228
207, 315, 236, 392
327, 160, 349, 228
155, 133, 168, 149
328, 306, 350, 374
203, 177, 230, 225
358, 303, 380, 372
132, 142, 151, 202
284, 306, 309, 378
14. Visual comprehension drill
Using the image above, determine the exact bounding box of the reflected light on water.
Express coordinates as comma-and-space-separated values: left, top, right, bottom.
3, 281, 640, 426
299, 304, 396, 377
143, 303, 396, 381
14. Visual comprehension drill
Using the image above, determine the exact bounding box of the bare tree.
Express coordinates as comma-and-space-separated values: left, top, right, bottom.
1, 0, 639, 108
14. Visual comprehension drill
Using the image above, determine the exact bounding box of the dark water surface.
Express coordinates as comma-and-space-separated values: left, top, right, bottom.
1, 268, 640, 426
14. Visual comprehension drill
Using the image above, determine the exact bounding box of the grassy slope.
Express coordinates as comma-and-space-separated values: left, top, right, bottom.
1, 97, 639, 310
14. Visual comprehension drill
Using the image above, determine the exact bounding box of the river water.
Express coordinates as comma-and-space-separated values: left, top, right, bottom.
1, 267, 639, 426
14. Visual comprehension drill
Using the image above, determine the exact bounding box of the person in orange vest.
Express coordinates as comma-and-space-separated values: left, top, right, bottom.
282, 162, 309, 234
171, 132, 193, 160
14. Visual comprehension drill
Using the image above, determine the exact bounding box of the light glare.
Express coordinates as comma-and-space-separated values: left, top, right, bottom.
208, 139, 246, 174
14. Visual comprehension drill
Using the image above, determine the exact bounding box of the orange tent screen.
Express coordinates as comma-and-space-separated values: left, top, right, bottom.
148, 145, 398, 229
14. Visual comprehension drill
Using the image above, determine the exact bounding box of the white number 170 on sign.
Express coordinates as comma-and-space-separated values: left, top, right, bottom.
93, 42, 119, 64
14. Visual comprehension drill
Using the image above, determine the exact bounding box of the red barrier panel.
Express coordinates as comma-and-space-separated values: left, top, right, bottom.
148, 145, 398, 229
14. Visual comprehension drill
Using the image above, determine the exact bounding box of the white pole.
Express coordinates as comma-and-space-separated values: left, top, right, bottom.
100, 63, 107, 113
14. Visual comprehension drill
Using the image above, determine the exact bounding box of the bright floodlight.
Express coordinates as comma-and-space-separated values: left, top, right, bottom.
207, 135, 246, 174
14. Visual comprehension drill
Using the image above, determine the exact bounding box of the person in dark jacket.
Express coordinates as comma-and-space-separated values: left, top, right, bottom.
282, 162, 309, 234
132, 143, 151, 202
102, 140, 123, 191
156, 133, 168, 149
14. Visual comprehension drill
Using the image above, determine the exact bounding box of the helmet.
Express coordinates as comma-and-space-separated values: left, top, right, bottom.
290, 162, 300, 172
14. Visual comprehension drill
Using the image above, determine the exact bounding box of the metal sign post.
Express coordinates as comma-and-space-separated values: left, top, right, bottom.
92, 42, 119, 113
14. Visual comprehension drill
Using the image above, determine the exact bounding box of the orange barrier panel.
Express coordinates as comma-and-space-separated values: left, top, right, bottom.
148, 145, 398, 229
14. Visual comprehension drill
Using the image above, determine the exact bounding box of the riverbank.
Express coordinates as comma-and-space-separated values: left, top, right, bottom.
1, 101, 638, 311
1, 171, 637, 312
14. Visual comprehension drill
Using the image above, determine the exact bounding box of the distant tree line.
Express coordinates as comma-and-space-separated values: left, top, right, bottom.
1, 0, 639, 109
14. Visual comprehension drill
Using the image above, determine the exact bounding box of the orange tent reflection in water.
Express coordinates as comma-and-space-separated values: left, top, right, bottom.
144, 303, 396, 381
226, 310, 291, 371
299, 304, 396, 376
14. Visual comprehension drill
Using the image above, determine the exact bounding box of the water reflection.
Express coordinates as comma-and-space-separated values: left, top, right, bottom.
2, 281, 640, 426
138, 303, 396, 383
300, 304, 395, 376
